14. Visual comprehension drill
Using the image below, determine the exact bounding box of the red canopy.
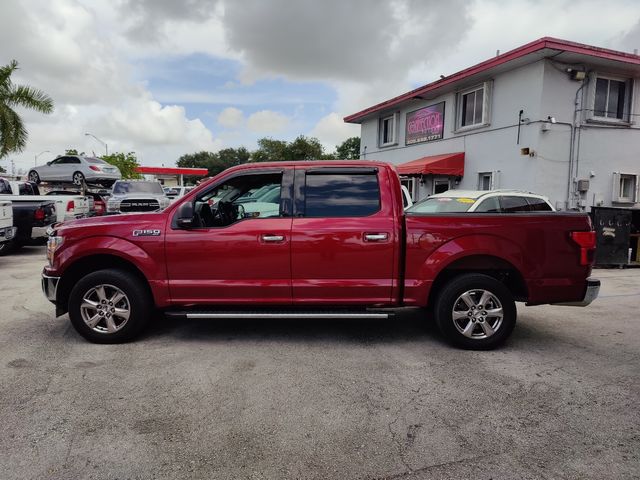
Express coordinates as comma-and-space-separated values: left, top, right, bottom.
396, 152, 465, 176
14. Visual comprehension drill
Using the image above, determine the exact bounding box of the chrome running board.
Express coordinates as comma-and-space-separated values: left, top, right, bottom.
165, 311, 391, 320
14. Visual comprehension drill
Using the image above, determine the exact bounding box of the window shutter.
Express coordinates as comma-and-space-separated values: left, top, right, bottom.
612, 172, 621, 202
635, 175, 639, 203
482, 81, 493, 125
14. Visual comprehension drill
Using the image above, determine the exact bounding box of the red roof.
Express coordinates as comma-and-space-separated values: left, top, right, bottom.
345, 37, 640, 123
135, 166, 209, 176
397, 152, 465, 176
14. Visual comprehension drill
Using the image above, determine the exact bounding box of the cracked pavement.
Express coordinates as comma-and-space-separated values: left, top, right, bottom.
1, 247, 639, 479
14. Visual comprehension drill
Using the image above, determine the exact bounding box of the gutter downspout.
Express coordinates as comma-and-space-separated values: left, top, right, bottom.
566, 77, 588, 210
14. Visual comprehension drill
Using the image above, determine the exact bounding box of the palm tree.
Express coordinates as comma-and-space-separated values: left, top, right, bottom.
0, 60, 54, 158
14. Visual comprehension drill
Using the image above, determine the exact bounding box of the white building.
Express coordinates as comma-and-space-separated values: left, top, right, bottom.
345, 37, 640, 212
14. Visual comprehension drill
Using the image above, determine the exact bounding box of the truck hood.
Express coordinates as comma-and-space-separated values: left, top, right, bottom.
54, 212, 167, 237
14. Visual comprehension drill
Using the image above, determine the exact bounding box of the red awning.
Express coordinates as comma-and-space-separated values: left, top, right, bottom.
135, 166, 209, 176
396, 152, 465, 176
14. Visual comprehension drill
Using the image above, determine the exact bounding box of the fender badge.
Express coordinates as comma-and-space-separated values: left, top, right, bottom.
133, 229, 161, 237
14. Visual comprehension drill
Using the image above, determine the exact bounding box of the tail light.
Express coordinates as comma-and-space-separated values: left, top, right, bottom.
66, 200, 75, 212
34, 207, 45, 221
571, 231, 596, 265
89, 165, 102, 171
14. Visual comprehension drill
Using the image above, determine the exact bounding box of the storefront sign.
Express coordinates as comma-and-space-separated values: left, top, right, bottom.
405, 102, 445, 145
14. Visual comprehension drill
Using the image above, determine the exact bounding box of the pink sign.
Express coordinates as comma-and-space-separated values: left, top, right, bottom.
405, 102, 445, 145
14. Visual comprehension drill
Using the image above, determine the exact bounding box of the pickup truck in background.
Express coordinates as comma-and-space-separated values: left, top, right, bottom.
0, 178, 57, 255
0, 200, 17, 248
0, 180, 89, 223
42, 161, 599, 349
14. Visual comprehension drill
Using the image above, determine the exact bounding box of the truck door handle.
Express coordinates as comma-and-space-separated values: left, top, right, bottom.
364, 233, 389, 242
261, 234, 285, 242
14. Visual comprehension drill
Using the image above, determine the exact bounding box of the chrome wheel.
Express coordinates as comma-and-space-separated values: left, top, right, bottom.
28, 171, 39, 183
73, 172, 85, 185
452, 289, 504, 339
80, 284, 131, 334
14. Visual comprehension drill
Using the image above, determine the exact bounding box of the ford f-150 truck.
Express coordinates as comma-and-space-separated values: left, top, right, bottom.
42, 161, 599, 349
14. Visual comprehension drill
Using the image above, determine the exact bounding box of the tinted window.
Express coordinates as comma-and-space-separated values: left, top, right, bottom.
304, 173, 380, 217
113, 181, 164, 194
0, 179, 11, 194
407, 197, 474, 213
500, 196, 531, 212
474, 197, 500, 212
526, 197, 552, 211
68, 157, 81, 164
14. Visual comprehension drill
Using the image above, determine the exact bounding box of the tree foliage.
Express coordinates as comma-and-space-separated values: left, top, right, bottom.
335, 137, 361, 160
65, 148, 86, 156
0, 60, 54, 158
102, 152, 142, 179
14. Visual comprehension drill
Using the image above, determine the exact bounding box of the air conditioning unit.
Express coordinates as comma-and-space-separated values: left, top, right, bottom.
577, 179, 589, 192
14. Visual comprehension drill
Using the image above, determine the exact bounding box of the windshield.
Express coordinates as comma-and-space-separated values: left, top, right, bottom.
112, 181, 164, 194
407, 196, 475, 213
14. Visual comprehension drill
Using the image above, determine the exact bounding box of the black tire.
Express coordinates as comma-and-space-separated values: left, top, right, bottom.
28, 170, 40, 184
0, 240, 15, 256
72, 171, 85, 186
68, 269, 152, 343
434, 273, 516, 350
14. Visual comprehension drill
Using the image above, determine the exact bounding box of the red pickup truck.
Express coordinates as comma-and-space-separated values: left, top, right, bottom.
42, 161, 599, 349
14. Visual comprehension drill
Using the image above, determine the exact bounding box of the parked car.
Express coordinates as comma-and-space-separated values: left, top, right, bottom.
0, 200, 17, 249
1, 181, 89, 223
164, 186, 194, 203
0, 178, 56, 254
106, 180, 170, 214
43, 161, 598, 349
408, 190, 554, 213
28, 155, 121, 187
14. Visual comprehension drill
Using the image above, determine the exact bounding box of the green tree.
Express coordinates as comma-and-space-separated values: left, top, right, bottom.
0, 60, 54, 158
335, 137, 361, 159
65, 148, 86, 156
288, 135, 324, 160
251, 138, 289, 162
102, 152, 142, 179
251, 136, 328, 162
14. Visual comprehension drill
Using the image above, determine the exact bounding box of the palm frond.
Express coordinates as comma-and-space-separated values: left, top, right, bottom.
0, 104, 27, 158
0, 60, 18, 88
7, 85, 54, 114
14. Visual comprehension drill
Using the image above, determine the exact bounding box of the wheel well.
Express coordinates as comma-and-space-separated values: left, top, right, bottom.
427, 255, 528, 306
57, 255, 152, 312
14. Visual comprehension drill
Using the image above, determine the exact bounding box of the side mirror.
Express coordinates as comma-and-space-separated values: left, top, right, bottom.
46, 161, 51, 166
174, 201, 195, 229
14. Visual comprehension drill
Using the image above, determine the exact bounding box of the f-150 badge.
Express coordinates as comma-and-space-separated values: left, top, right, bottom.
133, 229, 161, 236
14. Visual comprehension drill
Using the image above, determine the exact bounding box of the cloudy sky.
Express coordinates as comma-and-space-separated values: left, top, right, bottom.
1, 0, 640, 172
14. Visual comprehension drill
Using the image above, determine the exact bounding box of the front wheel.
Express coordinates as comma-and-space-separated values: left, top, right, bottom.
434, 273, 516, 350
68, 269, 152, 343
28, 170, 40, 184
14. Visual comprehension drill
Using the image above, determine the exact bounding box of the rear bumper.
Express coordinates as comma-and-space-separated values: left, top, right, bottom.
31, 225, 50, 239
42, 273, 60, 303
0, 225, 17, 242
552, 278, 600, 307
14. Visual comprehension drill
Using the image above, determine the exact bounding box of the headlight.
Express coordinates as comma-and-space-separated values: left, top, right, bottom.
107, 199, 120, 212
47, 236, 64, 266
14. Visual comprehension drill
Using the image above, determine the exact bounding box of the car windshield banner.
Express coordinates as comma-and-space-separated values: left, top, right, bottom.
405, 102, 445, 145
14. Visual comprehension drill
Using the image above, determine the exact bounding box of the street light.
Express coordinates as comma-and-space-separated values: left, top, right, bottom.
85, 132, 108, 156
34, 150, 50, 167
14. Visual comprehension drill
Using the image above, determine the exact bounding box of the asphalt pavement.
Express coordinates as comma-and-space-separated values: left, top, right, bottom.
1, 246, 639, 479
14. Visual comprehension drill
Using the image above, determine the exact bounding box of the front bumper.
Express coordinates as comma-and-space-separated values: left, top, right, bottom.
42, 273, 60, 303
553, 278, 600, 307
0, 225, 17, 242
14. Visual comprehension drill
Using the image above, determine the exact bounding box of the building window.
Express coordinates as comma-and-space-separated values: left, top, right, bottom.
591, 75, 632, 122
433, 178, 450, 194
613, 173, 638, 203
457, 82, 491, 130
378, 113, 398, 147
400, 177, 417, 201
478, 172, 492, 190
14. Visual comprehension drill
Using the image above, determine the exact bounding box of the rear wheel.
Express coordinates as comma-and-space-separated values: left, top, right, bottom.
28, 170, 40, 183
434, 273, 516, 350
72, 171, 85, 186
68, 269, 152, 343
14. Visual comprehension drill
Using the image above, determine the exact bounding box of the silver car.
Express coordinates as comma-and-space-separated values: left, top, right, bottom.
28, 155, 121, 187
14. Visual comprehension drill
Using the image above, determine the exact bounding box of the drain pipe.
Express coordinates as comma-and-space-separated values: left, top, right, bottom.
566, 77, 588, 210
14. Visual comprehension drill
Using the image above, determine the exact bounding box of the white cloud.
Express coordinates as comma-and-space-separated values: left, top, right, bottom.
247, 110, 290, 133
310, 113, 359, 151
217, 107, 245, 128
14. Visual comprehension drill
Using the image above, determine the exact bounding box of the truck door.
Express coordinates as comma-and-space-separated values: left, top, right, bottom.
290, 166, 397, 305
165, 168, 293, 304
